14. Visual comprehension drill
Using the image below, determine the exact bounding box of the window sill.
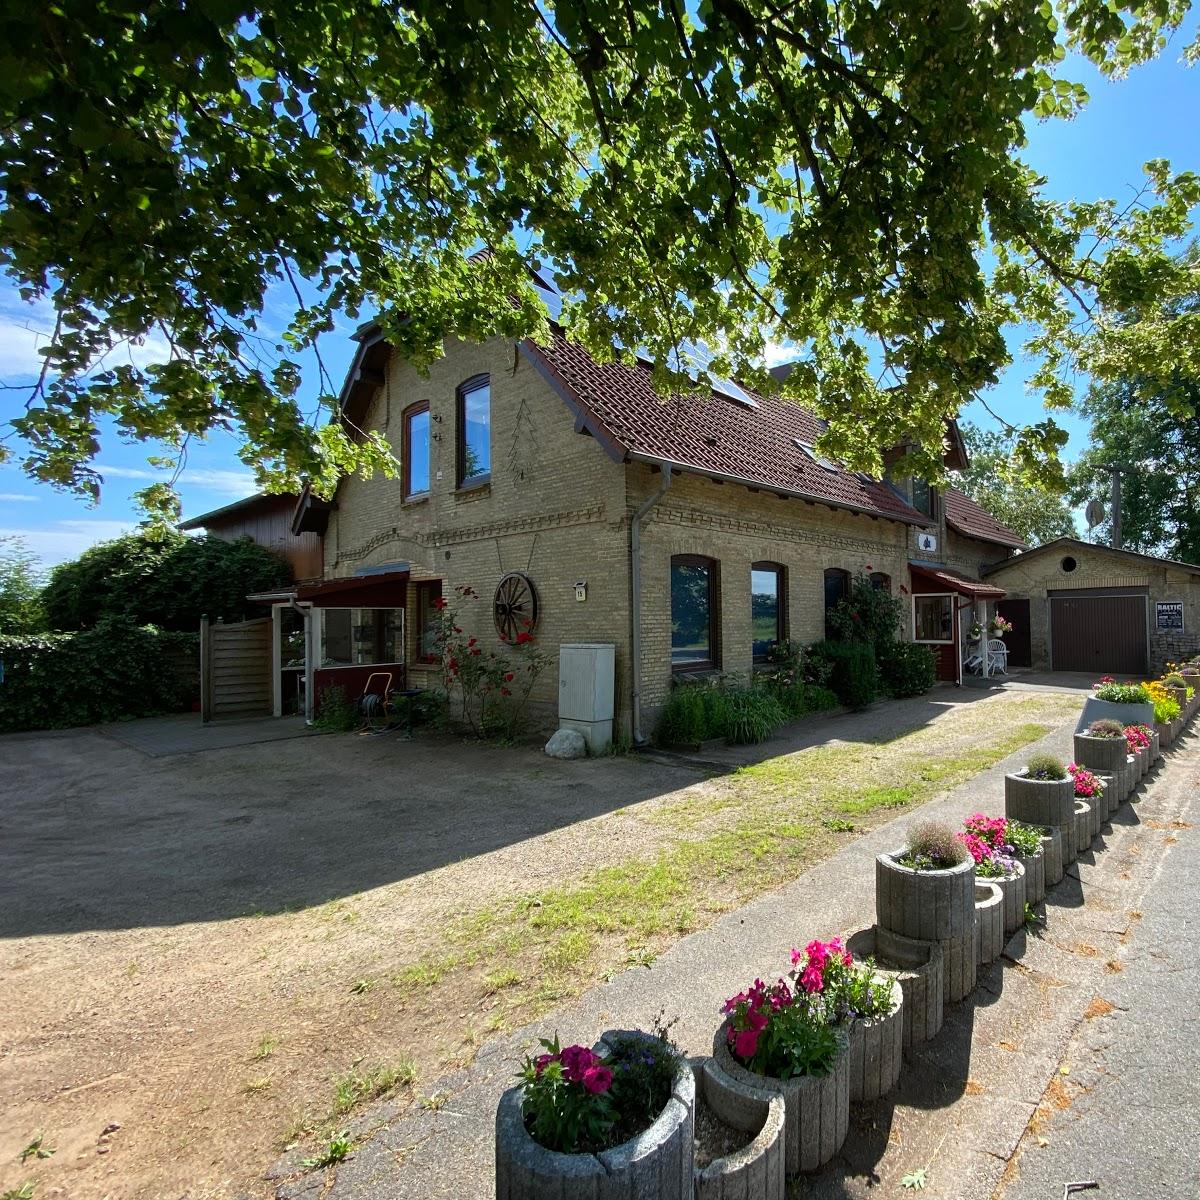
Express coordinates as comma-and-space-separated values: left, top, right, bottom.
913, 639, 954, 646
402, 493, 430, 508
672, 663, 721, 677
455, 480, 491, 501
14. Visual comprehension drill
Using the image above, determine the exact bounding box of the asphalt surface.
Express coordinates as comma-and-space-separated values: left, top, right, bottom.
996, 736, 1200, 1200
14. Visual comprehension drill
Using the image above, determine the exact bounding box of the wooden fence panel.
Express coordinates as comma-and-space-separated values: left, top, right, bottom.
201, 616, 272, 721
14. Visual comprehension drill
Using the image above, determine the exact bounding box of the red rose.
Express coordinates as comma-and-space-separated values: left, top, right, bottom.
504, 672, 514, 682
500, 687, 510, 696
516, 631, 533, 645
433, 598, 446, 609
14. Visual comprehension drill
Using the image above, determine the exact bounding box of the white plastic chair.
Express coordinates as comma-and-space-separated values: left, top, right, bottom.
963, 646, 984, 675
986, 638, 1008, 676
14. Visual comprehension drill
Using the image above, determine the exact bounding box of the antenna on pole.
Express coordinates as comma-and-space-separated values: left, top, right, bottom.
1109, 467, 1122, 550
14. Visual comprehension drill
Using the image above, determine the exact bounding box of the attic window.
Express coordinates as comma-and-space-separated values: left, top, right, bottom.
794, 439, 839, 472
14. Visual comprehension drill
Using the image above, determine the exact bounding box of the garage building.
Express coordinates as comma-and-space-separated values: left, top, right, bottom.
982, 538, 1200, 677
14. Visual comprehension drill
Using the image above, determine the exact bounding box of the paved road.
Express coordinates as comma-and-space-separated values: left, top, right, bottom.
996, 738, 1200, 1200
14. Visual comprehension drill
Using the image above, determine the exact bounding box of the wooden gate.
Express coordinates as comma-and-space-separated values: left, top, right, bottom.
1049, 592, 1148, 676
200, 616, 272, 721
996, 599, 1032, 669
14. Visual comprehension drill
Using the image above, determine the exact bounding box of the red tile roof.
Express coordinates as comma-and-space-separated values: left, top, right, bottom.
943, 487, 1028, 550
522, 331, 932, 527
909, 563, 1006, 598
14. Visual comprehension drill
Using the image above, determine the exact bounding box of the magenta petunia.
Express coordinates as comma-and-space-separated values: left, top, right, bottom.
581, 1064, 613, 1094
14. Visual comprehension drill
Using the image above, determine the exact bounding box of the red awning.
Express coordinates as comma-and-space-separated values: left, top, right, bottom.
295, 570, 410, 608
909, 564, 1005, 600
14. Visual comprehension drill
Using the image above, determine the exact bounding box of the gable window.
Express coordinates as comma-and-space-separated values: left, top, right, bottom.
403, 402, 430, 498
913, 594, 954, 643
912, 478, 937, 518
823, 567, 850, 638
415, 580, 443, 662
751, 562, 786, 661
671, 555, 719, 670
457, 375, 491, 488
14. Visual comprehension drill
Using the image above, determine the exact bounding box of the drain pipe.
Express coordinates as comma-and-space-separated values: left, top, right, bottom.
631, 460, 673, 745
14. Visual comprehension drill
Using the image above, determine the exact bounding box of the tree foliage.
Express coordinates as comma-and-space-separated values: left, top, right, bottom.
0, 536, 44, 633
953, 422, 1078, 547
1069, 378, 1200, 563
41, 530, 292, 631
1, 1, 1198, 512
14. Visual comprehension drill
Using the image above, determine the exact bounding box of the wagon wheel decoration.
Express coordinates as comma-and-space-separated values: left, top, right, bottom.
493, 572, 539, 642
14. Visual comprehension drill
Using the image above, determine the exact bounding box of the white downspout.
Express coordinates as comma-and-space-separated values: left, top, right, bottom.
630, 461, 673, 745
289, 598, 315, 723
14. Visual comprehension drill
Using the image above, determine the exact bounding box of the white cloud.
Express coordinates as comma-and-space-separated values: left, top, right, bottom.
0, 519, 134, 567
763, 339, 799, 368
0, 307, 55, 378
95, 463, 257, 496
0, 493, 38, 503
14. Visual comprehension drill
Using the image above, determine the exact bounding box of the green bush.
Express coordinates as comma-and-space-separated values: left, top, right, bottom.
313, 685, 362, 732
807, 640, 878, 710
1162, 672, 1186, 689
1026, 753, 1067, 781
902, 820, 968, 869
1085, 718, 1125, 738
878, 642, 936, 698
41, 530, 291, 632
1093, 682, 1150, 704
0, 619, 198, 731
654, 684, 725, 746
723, 690, 788, 745
826, 572, 902, 651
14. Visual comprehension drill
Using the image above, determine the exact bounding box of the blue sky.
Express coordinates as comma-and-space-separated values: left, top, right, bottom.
1, 32, 1197, 569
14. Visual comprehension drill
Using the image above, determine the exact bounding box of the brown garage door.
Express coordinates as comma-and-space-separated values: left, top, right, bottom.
1050, 593, 1147, 675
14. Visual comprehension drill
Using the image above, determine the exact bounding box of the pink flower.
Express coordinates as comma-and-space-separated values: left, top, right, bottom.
559, 1045, 596, 1083
534, 1053, 556, 1076
800, 964, 824, 993
733, 1028, 760, 1059
582, 1065, 613, 1094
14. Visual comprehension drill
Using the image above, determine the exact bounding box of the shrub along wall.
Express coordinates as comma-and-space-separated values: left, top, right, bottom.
0, 619, 199, 732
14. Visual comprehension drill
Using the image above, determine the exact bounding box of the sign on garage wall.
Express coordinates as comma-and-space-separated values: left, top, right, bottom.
1155, 601, 1184, 631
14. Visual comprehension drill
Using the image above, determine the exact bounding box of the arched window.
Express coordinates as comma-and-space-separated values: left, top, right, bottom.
456, 375, 491, 488
823, 568, 850, 638
671, 555, 719, 671
751, 562, 786, 661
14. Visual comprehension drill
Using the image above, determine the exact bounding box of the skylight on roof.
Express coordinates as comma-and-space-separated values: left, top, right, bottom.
794, 439, 840, 472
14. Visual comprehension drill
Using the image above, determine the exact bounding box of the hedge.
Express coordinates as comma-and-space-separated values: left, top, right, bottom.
878, 642, 937, 698
0, 619, 199, 732
807, 640, 878, 710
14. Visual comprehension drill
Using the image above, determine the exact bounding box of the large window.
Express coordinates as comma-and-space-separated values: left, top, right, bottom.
415, 581, 443, 663
403, 402, 430, 498
823, 567, 850, 637
913, 594, 954, 643
320, 608, 403, 665
457, 375, 491, 488
912, 478, 937, 518
671, 555, 718, 670
751, 562, 785, 661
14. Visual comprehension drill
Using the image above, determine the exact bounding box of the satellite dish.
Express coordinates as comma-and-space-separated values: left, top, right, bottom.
1085, 500, 1106, 528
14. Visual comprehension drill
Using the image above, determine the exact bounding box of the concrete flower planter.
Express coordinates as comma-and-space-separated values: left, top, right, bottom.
1072, 732, 1126, 776
1167, 685, 1188, 714
875, 849, 976, 1003
991, 860, 1026, 936
1147, 727, 1161, 762
974, 881, 1004, 966
1074, 800, 1092, 855
495, 1031, 695, 1200
1005, 771, 1076, 866
694, 1058, 786, 1200
846, 926, 944, 1050
1039, 827, 1064, 887
1015, 844, 1046, 906
846, 977, 904, 1103
1132, 744, 1148, 781
1156, 719, 1174, 748
712, 1022, 849, 1176
1076, 696, 1153, 732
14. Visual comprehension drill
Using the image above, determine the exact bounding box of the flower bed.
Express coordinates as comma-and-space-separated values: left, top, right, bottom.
957, 814, 1027, 935
1069, 763, 1108, 829
1004, 754, 1077, 866
495, 1030, 694, 1199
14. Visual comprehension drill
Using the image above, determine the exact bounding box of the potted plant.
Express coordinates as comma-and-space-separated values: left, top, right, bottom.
1070, 764, 1106, 837
1073, 718, 1131, 794
974, 881, 1004, 966
1124, 724, 1151, 780
1163, 672, 1189, 710
1006, 820, 1047, 905
959, 814, 1026, 936
875, 821, 976, 1002
1078, 680, 1154, 732
790, 938, 904, 1104
989, 615, 1013, 638
1145, 681, 1182, 746
714, 965, 849, 1175
495, 1030, 695, 1199
845, 926, 944, 1050
1004, 753, 1077, 866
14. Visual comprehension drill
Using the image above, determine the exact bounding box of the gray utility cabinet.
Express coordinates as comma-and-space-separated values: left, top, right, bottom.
558, 643, 615, 753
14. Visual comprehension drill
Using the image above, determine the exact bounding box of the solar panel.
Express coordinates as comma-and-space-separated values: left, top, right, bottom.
794, 439, 840, 472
